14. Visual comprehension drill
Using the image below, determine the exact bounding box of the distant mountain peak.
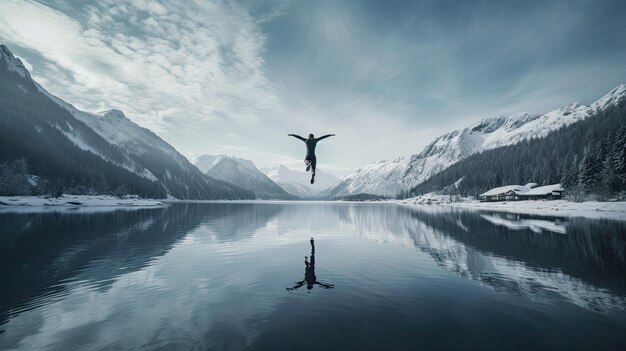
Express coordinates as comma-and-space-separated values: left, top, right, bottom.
194, 155, 293, 199
98, 109, 127, 119
195, 154, 259, 174
264, 164, 341, 197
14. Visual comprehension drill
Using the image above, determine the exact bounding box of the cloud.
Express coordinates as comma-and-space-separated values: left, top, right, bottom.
14, 55, 33, 71
1, 0, 625, 177
0, 0, 282, 151
259, 0, 626, 172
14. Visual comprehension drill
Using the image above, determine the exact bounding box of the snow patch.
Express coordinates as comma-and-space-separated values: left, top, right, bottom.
0, 194, 165, 212
398, 196, 626, 221
59, 130, 101, 156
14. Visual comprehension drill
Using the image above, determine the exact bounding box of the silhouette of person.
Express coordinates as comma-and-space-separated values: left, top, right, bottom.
287, 133, 335, 184
287, 238, 334, 291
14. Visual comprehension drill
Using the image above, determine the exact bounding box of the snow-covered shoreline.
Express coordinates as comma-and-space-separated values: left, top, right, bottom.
397, 194, 626, 221
0, 194, 165, 213
2, 194, 625, 221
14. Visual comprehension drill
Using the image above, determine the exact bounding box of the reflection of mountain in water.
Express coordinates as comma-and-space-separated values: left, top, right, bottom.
0, 203, 283, 324
2, 201, 625, 336
345, 205, 626, 312
193, 203, 282, 243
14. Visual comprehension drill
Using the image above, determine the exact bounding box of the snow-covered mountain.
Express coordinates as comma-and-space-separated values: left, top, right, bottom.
195, 155, 259, 175
263, 164, 341, 197
327, 85, 626, 197
0, 44, 253, 199
195, 155, 294, 199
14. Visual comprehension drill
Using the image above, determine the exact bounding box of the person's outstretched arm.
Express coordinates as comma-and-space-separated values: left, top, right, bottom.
286, 280, 306, 291
315, 134, 335, 141
315, 281, 335, 289
287, 134, 306, 141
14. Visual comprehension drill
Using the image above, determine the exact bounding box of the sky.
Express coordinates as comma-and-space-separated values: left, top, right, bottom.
1, 0, 625, 176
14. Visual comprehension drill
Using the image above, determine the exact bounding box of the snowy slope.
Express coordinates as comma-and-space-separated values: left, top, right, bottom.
195, 155, 221, 174
33, 87, 194, 185
0, 44, 252, 199
329, 86, 626, 197
195, 155, 294, 199
263, 164, 341, 197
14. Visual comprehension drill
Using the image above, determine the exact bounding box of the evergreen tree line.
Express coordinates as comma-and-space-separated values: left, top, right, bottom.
407, 100, 626, 200
0, 158, 134, 197
0, 57, 254, 199
0, 159, 31, 196
0, 68, 167, 198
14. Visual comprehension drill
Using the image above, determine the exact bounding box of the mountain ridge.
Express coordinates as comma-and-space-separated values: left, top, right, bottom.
327, 85, 626, 197
195, 154, 295, 199
264, 164, 341, 197
0, 44, 253, 199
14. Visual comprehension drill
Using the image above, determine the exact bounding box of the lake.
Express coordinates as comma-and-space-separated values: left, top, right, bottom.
1, 202, 625, 350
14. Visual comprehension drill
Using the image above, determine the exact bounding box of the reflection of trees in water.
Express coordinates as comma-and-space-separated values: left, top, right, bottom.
344, 205, 626, 312
0, 206, 174, 324
406, 208, 626, 292
0, 203, 284, 325
2, 202, 625, 324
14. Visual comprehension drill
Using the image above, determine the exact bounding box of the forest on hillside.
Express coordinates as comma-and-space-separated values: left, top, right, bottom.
406, 101, 626, 200
0, 70, 167, 198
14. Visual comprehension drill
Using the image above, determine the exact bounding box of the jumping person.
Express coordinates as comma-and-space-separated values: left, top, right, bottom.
287, 133, 335, 184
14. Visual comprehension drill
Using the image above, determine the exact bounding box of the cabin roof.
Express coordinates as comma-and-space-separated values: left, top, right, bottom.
480, 183, 563, 197
480, 185, 529, 197
524, 184, 564, 195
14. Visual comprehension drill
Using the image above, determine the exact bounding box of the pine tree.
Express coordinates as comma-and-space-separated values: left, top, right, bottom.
578, 146, 591, 191
602, 153, 618, 192
561, 154, 578, 187
578, 134, 603, 192
612, 126, 626, 188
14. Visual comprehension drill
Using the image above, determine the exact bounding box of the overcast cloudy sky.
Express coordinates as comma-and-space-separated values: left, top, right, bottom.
1, 0, 625, 176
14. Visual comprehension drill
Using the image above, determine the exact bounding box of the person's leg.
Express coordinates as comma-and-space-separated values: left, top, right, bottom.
310, 157, 316, 184
305, 158, 311, 172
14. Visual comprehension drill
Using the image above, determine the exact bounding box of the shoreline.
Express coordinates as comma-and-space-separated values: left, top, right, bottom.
0, 194, 165, 213
2, 195, 625, 221
396, 195, 626, 221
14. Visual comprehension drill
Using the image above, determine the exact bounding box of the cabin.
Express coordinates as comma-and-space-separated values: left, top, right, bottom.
479, 183, 563, 202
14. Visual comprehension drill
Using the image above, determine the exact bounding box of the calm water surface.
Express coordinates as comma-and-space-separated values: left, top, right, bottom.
0, 202, 625, 350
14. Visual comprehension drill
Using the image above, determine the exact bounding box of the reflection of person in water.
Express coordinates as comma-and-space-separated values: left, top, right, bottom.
287, 238, 334, 291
